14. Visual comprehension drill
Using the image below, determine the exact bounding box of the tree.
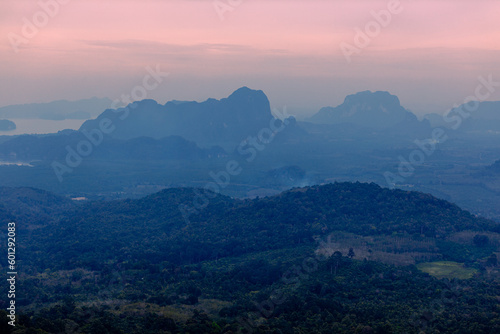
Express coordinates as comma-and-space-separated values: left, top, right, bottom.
473, 234, 489, 247
330, 251, 343, 275
348, 248, 356, 258
486, 254, 498, 267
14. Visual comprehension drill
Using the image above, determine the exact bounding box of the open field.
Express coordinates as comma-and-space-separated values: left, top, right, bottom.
417, 261, 477, 279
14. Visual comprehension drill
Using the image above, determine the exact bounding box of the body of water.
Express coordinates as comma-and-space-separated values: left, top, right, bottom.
0, 161, 34, 166
0, 119, 87, 136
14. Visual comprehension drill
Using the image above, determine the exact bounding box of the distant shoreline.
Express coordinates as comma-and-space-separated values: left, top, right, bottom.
0, 118, 86, 136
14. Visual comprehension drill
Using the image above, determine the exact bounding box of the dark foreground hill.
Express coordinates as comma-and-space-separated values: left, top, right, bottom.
2, 183, 499, 333
0, 186, 74, 225
21, 182, 497, 270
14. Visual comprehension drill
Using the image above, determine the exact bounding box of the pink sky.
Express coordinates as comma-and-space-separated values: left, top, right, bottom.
1, 0, 499, 116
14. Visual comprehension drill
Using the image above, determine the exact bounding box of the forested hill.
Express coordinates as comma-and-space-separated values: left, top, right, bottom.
0, 186, 74, 225
23, 182, 498, 270
3, 182, 500, 333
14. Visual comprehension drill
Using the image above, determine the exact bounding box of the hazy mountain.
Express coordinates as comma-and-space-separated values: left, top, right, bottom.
308, 91, 425, 130
425, 101, 500, 132
454, 101, 500, 133
0, 119, 16, 131
484, 159, 500, 175
465, 101, 500, 120
80, 87, 293, 147
0, 97, 112, 120
423, 112, 448, 128
492, 159, 500, 169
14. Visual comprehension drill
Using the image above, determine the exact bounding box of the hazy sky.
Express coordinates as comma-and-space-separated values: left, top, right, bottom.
1, 0, 499, 117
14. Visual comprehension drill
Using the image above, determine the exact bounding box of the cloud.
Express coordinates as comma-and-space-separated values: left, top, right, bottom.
79, 39, 284, 55
0, 0, 499, 112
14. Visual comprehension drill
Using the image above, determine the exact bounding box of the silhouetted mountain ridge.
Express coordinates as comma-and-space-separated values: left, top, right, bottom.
309, 90, 426, 130
79, 87, 290, 148
425, 101, 500, 133
486, 159, 500, 174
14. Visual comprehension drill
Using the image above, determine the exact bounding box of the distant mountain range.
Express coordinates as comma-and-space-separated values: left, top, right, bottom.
0, 88, 499, 231
0, 87, 299, 162
2, 90, 499, 136
425, 101, 500, 133
0, 87, 496, 167
308, 91, 427, 130
485, 159, 500, 174
0, 97, 112, 120
80, 87, 295, 148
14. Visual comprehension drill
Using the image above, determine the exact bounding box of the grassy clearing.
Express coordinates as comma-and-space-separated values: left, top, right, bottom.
417, 261, 477, 279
